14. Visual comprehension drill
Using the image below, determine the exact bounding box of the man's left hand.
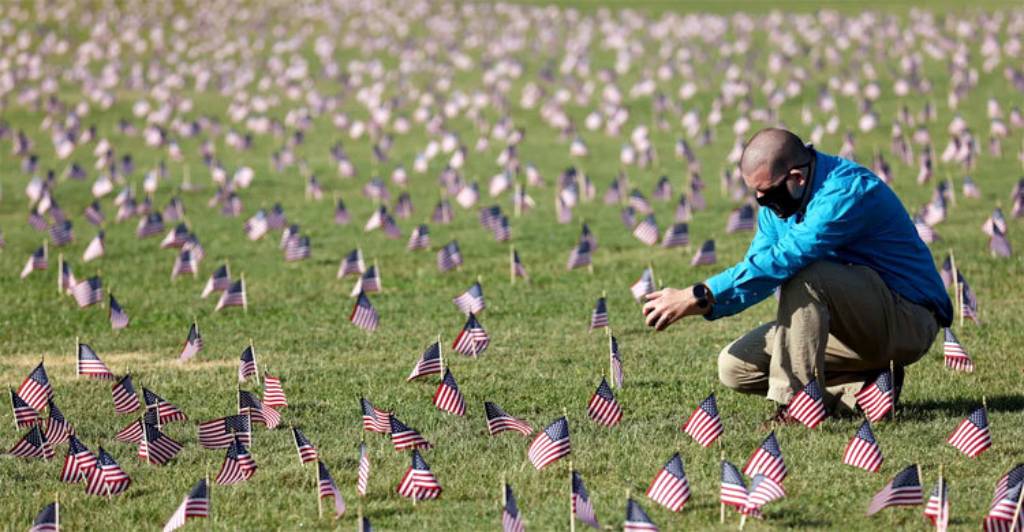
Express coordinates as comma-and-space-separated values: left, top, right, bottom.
642, 286, 711, 331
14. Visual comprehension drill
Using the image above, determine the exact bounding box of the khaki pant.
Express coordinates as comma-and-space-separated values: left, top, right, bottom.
717, 261, 939, 412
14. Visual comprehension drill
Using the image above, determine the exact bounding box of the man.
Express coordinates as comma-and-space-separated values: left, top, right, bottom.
642, 128, 952, 424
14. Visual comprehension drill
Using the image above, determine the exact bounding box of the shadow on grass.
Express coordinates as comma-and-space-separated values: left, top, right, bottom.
901, 394, 1024, 421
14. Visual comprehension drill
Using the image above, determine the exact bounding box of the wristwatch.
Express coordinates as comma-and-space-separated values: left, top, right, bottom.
692, 283, 710, 309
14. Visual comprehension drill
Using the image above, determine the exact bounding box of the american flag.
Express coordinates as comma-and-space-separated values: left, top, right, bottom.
942, 328, 974, 372
307, 175, 324, 200
923, 478, 950, 532
963, 175, 981, 198
990, 225, 1012, 257
566, 240, 592, 270
139, 423, 183, 465
682, 393, 723, 447
82, 231, 105, 261
855, 370, 895, 422
143, 388, 188, 424
361, 398, 391, 433
71, 276, 103, 308
721, 460, 748, 510
43, 398, 72, 445
317, 461, 347, 519
437, 240, 463, 272
590, 296, 608, 330
453, 282, 486, 314
8, 425, 53, 460
357, 442, 371, 496
456, 182, 480, 208
604, 177, 623, 204
675, 194, 692, 222
502, 483, 524, 532
11, 389, 41, 427
407, 224, 430, 250
744, 432, 787, 483
624, 498, 658, 532
788, 378, 827, 428
20, 245, 48, 279
982, 207, 1008, 236
587, 377, 623, 427
180, 322, 204, 361
579, 222, 597, 250
630, 267, 654, 302
986, 481, 1024, 532
334, 198, 350, 225
59, 259, 76, 294
432, 199, 454, 224
629, 189, 652, 214
433, 368, 466, 416
843, 420, 884, 472
646, 453, 691, 512
112, 374, 140, 414
527, 416, 571, 470
244, 210, 269, 240
28, 207, 48, 231
160, 223, 190, 248
292, 427, 318, 464
653, 175, 673, 201
609, 335, 623, 388
171, 249, 197, 278
744, 474, 786, 516
959, 272, 979, 323
364, 206, 386, 232
49, 220, 74, 246
30, 502, 57, 532
215, 279, 246, 311
633, 214, 659, 246
866, 464, 923, 515
18, 362, 52, 411
284, 235, 311, 262
484, 401, 533, 436
77, 342, 113, 379
947, 406, 992, 458
267, 203, 287, 229
511, 248, 528, 279
381, 213, 402, 239
263, 373, 288, 408
215, 435, 257, 485
197, 414, 252, 449
572, 470, 600, 528
84, 200, 104, 225
183, 234, 205, 262
480, 205, 502, 230
239, 389, 281, 429
238, 345, 257, 382
453, 312, 489, 355
338, 248, 366, 278
136, 213, 164, 238
408, 341, 442, 381
354, 265, 382, 294
390, 415, 431, 451
662, 223, 689, 248
60, 435, 97, 483
202, 265, 231, 298
163, 197, 185, 222
85, 447, 131, 496
396, 450, 442, 500
109, 293, 129, 329
350, 291, 380, 332
691, 239, 717, 266
281, 225, 300, 249
726, 204, 757, 233
162, 478, 209, 532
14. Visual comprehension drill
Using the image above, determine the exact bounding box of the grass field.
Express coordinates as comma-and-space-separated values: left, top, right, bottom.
1, 1, 1023, 530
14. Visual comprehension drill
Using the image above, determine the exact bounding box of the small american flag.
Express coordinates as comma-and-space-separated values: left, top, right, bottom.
197, 414, 251, 449
60, 435, 97, 483
433, 368, 466, 416
215, 279, 246, 311
682, 393, 723, 447
502, 483, 524, 532
990, 464, 1024, 520
334, 198, 350, 225
691, 239, 717, 266
49, 220, 74, 246
318, 460, 347, 518
138, 423, 183, 465
633, 214, 659, 246
17, 362, 52, 412
720, 460, 748, 510
160, 223, 190, 248
624, 498, 658, 532
942, 328, 974, 372
361, 398, 391, 433
11, 389, 41, 428
572, 470, 600, 528
112, 374, 140, 414
281, 224, 301, 249
180, 322, 203, 361
512, 248, 528, 279
82, 231, 105, 261
71, 276, 103, 308
350, 291, 380, 332
109, 293, 129, 329
744, 474, 786, 516
357, 442, 371, 496
579, 223, 597, 250
292, 427, 319, 464
675, 194, 692, 222
407, 224, 430, 250
590, 297, 608, 330
986, 481, 1023, 532
437, 240, 463, 272
843, 421, 884, 472
866, 464, 923, 515
726, 204, 757, 233
84, 200, 104, 225
8, 425, 53, 460
143, 388, 187, 424
85, 447, 131, 496
115, 417, 145, 443
855, 370, 894, 422
662, 223, 689, 248
566, 240, 592, 270
630, 267, 654, 302
136, 213, 164, 238
959, 273, 979, 323
267, 203, 287, 229
653, 176, 673, 201
484, 401, 533, 436
20, 245, 48, 279
43, 398, 72, 445
407, 341, 442, 381
744, 432, 787, 483
453, 282, 486, 315
432, 199, 454, 224
923, 478, 949, 532
390, 415, 432, 451
396, 450, 442, 500
30, 502, 57, 532
788, 378, 827, 428
338, 248, 366, 278
620, 206, 636, 228
453, 312, 489, 356
646, 453, 691, 512
284, 235, 311, 262
215, 435, 257, 485
629, 189, 652, 214
527, 416, 571, 470
587, 378, 623, 427
162, 478, 209, 532
990, 225, 1012, 258
239, 389, 281, 429
238, 345, 257, 382
263, 373, 288, 408
77, 342, 113, 379
59, 260, 76, 294
28, 208, 48, 231
350, 265, 381, 295
609, 335, 623, 388
171, 249, 197, 278
183, 234, 205, 262
947, 406, 992, 458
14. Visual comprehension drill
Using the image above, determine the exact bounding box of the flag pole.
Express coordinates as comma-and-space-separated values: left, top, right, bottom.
57, 253, 63, 294
1011, 477, 1024, 532
74, 336, 80, 378
437, 334, 443, 377
720, 449, 726, 523
242, 273, 248, 313
251, 338, 259, 385
316, 460, 323, 518
890, 360, 896, 421
569, 461, 576, 532
358, 503, 363, 531
55, 492, 59, 530
10, 388, 18, 430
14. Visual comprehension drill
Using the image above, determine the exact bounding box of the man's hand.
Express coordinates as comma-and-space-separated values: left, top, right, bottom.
642, 286, 711, 331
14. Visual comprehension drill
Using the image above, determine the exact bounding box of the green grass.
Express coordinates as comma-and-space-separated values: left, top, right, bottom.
1, 1, 1023, 530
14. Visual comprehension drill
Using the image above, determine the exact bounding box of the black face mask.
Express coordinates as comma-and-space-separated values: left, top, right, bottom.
756, 175, 806, 219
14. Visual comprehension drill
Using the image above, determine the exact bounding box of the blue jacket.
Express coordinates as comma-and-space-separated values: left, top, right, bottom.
705, 150, 952, 326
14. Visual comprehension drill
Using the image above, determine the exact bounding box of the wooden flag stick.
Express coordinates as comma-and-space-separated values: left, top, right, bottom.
55, 492, 59, 529
890, 360, 896, 421
501, 472, 507, 506
437, 334, 444, 377
569, 460, 576, 532
250, 338, 259, 385
74, 336, 80, 377
357, 504, 363, 531
983, 395, 988, 412
241, 273, 248, 313
57, 253, 63, 294
720, 449, 726, 524
316, 460, 323, 518
1011, 477, 1024, 532
9, 388, 18, 430
206, 473, 212, 524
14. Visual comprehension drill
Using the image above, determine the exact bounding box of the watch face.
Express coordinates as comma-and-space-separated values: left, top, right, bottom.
693, 284, 707, 298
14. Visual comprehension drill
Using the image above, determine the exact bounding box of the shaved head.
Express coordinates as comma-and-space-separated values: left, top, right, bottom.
739, 128, 811, 187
